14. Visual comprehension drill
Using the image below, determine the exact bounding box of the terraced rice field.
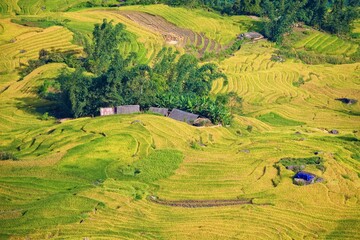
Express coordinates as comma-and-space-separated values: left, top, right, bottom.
0, 26, 81, 73
213, 40, 360, 129
0, 0, 119, 15
0, 4, 360, 240
0, 0, 21, 15
293, 29, 358, 56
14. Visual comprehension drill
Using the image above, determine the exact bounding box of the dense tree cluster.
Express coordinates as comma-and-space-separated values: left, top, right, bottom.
261, 0, 359, 42
18, 48, 81, 78
45, 20, 234, 124
130, 0, 359, 42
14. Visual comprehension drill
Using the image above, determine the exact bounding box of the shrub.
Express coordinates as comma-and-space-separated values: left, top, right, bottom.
190, 141, 201, 150
0, 152, 18, 161
292, 76, 305, 87
40, 112, 49, 121
279, 156, 323, 166
246, 125, 253, 132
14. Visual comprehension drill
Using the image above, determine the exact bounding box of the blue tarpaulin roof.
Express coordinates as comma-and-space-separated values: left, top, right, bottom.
294, 171, 315, 181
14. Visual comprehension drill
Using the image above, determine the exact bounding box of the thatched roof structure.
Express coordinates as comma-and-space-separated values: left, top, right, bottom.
193, 118, 212, 127
169, 109, 199, 124
100, 107, 115, 116
149, 107, 169, 116
116, 105, 140, 114
238, 32, 264, 40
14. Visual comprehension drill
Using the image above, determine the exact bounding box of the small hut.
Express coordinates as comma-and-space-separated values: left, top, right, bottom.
335, 98, 357, 105
100, 107, 115, 116
238, 32, 264, 41
169, 109, 199, 124
149, 107, 169, 116
293, 171, 316, 185
193, 118, 212, 127
116, 105, 140, 114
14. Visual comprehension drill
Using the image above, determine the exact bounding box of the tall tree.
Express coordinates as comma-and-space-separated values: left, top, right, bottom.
87, 19, 128, 74
262, 0, 304, 42
323, 0, 359, 34
59, 68, 93, 118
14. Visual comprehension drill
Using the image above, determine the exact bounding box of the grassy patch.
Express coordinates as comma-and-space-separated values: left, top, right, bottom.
58, 134, 137, 181
11, 18, 64, 28
279, 156, 323, 167
117, 149, 183, 184
292, 76, 305, 87
0, 151, 17, 161
256, 112, 304, 126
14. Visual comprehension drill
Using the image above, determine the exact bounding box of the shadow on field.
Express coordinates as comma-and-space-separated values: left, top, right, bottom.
15, 97, 69, 119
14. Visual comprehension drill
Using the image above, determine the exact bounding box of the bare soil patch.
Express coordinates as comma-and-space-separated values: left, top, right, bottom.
116, 11, 224, 57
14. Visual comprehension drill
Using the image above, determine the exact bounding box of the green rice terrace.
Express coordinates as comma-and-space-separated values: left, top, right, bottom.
0, 1, 360, 239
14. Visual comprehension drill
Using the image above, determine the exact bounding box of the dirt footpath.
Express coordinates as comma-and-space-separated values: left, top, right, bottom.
149, 196, 257, 208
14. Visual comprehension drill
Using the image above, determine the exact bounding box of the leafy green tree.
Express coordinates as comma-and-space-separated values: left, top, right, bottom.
87, 19, 128, 74
123, 64, 157, 107
49, 20, 234, 124
59, 68, 93, 118
262, 0, 304, 43
323, 0, 359, 34
301, 0, 327, 28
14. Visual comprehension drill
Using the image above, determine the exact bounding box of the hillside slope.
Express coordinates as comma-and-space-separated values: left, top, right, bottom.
0, 4, 359, 239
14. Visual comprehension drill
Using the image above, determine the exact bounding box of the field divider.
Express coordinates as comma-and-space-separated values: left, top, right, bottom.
148, 196, 271, 208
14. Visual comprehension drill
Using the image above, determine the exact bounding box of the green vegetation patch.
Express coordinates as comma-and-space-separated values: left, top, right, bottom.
0, 193, 97, 235
0, 176, 97, 236
256, 112, 304, 126
11, 18, 64, 28
58, 134, 137, 181
0, 151, 17, 161
279, 156, 323, 167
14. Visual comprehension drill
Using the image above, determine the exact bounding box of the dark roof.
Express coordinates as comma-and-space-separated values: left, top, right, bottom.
116, 105, 140, 114
149, 107, 169, 116
294, 171, 315, 181
169, 109, 199, 124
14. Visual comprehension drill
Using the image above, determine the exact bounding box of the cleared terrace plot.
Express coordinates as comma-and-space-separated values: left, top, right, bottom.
120, 4, 256, 46
118, 11, 222, 56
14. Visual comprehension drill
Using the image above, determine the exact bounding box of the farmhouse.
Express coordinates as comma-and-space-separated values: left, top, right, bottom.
169, 109, 199, 124
238, 32, 264, 41
100, 105, 205, 126
100, 107, 115, 116
116, 105, 140, 114
149, 107, 169, 116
